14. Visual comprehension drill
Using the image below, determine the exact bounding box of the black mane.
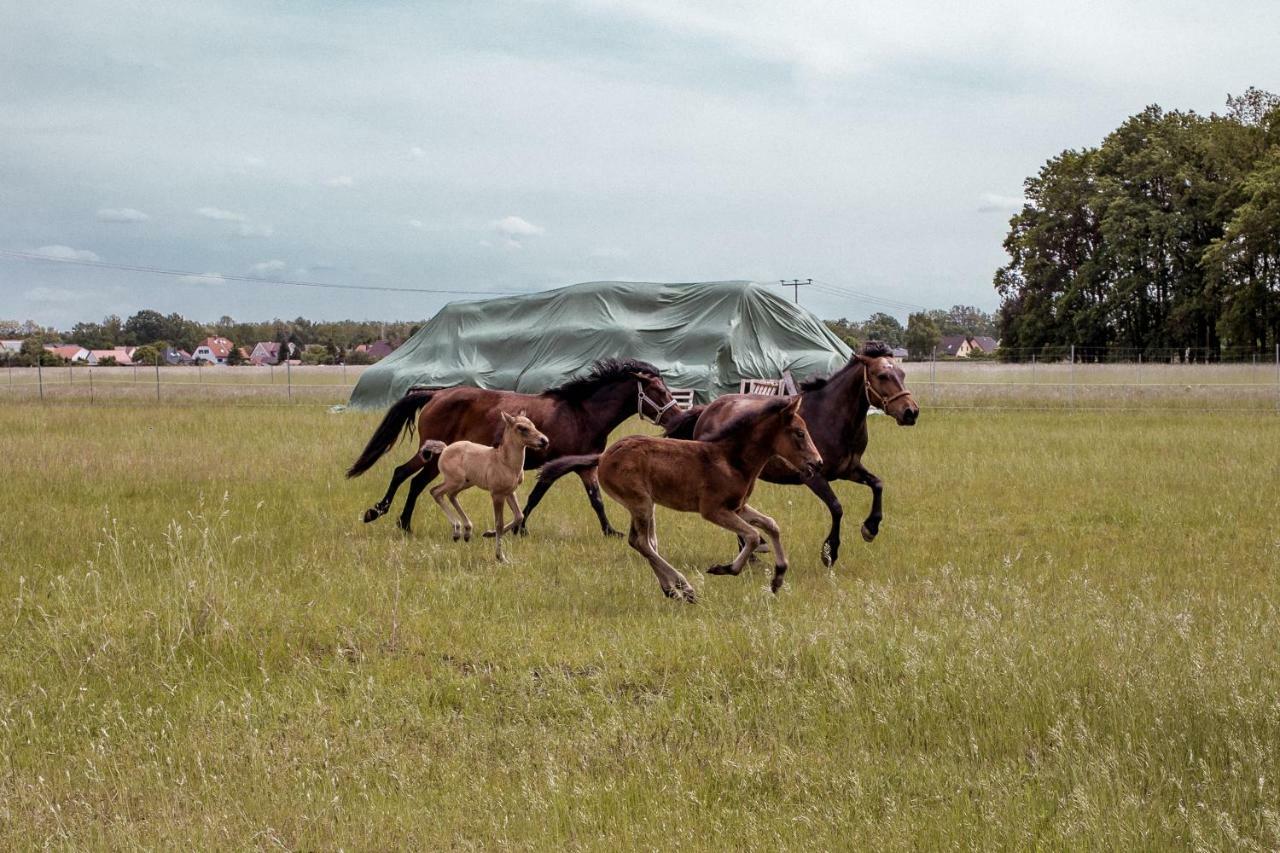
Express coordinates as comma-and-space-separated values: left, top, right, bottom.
700, 396, 793, 443
799, 341, 893, 391
544, 358, 661, 402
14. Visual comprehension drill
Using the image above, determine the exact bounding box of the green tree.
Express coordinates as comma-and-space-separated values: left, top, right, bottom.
904, 312, 941, 360
861, 313, 906, 347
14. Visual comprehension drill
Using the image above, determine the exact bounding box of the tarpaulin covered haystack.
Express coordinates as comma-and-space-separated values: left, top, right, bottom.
348, 280, 851, 408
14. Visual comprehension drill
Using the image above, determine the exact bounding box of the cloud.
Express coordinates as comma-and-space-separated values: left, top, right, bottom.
195, 206, 246, 222
489, 215, 545, 248
235, 223, 274, 238
249, 259, 287, 276
977, 192, 1025, 213
97, 207, 150, 223
323, 175, 355, 187
33, 244, 101, 262
24, 286, 78, 303
178, 272, 226, 286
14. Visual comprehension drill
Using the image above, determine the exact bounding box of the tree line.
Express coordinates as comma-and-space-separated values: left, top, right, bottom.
0, 312, 425, 367
825, 306, 996, 358
995, 88, 1280, 356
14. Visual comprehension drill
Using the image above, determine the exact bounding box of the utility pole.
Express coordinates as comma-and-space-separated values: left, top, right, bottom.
779, 279, 813, 304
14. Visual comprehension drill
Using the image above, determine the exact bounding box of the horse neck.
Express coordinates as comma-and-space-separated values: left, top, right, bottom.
579, 381, 635, 438
715, 419, 782, 480
496, 430, 526, 472
813, 358, 871, 417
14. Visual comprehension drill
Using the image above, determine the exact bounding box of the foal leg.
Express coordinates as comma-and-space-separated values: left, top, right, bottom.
627, 510, 695, 602
430, 482, 463, 541
803, 474, 845, 567
396, 455, 440, 533
362, 452, 424, 524
492, 494, 507, 562
503, 493, 524, 534
738, 504, 789, 593
448, 489, 473, 542
702, 508, 763, 579
849, 463, 884, 543
579, 468, 622, 537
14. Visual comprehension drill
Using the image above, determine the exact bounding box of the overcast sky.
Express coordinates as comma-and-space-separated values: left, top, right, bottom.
2, 0, 1276, 328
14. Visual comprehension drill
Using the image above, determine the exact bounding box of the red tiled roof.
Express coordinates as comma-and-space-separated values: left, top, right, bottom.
198, 337, 234, 358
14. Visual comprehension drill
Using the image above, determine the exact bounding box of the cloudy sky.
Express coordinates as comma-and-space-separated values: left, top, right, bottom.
1, 0, 1276, 328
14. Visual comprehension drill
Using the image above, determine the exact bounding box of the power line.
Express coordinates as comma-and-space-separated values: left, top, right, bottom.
810, 279, 925, 312
778, 278, 813, 303
0, 249, 524, 297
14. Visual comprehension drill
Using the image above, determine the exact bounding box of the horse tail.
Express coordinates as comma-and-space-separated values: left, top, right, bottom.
346, 391, 435, 478
661, 405, 705, 440
537, 454, 601, 484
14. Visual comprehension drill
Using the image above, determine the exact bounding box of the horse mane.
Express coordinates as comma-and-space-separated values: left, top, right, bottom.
543, 358, 661, 402
699, 396, 794, 443
798, 340, 893, 391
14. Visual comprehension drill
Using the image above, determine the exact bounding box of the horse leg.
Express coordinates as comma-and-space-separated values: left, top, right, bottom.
579, 468, 622, 538
702, 508, 762, 579
628, 509, 695, 602
492, 494, 507, 562
395, 455, 439, 533
430, 482, 462, 541
804, 474, 845, 566
363, 453, 424, 524
738, 504, 789, 593
449, 489, 473, 542
849, 463, 884, 542
504, 493, 524, 534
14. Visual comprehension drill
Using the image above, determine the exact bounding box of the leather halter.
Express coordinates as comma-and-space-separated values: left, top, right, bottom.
868, 386, 914, 410
638, 381, 678, 424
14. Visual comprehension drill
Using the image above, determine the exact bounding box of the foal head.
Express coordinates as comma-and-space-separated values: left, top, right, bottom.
501, 411, 550, 451
766, 397, 823, 478
858, 342, 919, 426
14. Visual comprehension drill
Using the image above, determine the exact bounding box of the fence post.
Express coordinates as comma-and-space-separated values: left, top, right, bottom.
287, 359, 292, 401
38, 358, 44, 401
1069, 344, 1075, 408
1031, 353, 1036, 384
89, 367, 93, 405
1275, 344, 1279, 411
155, 360, 161, 402
69, 363, 73, 385
1137, 352, 1142, 386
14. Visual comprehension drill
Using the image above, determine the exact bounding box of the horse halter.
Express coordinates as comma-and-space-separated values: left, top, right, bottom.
867, 384, 914, 411
637, 381, 678, 424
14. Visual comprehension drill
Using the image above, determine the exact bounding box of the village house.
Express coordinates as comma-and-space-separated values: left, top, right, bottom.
193, 336, 234, 365
44, 344, 90, 362
86, 347, 137, 366
354, 339, 396, 361
161, 346, 195, 365
249, 341, 282, 365
936, 335, 1000, 358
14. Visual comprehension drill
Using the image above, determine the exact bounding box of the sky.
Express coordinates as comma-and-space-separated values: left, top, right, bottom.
1, 0, 1276, 329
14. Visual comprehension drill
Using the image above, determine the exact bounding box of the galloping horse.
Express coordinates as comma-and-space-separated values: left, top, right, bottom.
538, 396, 822, 601
347, 359, 677, 535
661, 342, 919, 567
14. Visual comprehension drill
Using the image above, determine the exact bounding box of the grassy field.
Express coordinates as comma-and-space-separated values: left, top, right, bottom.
2, 399, 1278, 848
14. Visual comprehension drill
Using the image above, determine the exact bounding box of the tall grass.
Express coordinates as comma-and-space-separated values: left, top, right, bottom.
1, 402, 1277, 848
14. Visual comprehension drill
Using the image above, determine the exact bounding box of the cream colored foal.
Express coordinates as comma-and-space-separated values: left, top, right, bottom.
422, 411, 549, 561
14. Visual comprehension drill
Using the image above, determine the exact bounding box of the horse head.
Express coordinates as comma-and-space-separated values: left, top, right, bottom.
858, 342, 919, 426
501, 410, 550, 451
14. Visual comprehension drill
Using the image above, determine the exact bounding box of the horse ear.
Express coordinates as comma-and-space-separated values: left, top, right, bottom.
781, 396, 802, 417
518, 409, 527, 418
501, 411, 515, 425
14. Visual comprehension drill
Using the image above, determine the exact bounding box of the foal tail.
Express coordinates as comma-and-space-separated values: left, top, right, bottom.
419, 440, 447, 458
537, 454, 601, 485
661, 405, 705, 440
346, 390, 436, 478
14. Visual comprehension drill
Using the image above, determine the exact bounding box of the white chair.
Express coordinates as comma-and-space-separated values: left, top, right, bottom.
668, 388, 696, 410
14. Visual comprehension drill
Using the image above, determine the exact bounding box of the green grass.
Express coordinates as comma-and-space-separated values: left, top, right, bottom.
2, 401, 1278, 849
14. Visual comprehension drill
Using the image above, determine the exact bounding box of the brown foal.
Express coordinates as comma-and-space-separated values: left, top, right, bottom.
538, 396, 822, 601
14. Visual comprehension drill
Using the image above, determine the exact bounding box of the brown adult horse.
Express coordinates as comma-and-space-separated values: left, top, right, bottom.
538, 396, 822, 601
347, 359, 678, 535
661, 342, 918, 567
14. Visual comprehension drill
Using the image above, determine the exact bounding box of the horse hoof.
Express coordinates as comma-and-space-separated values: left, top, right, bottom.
362, 508, 380, 524
707, 563, 735, 576
771, 572, 786, 594
861, 524, 876, 543
463, 532, 472, 542
603, 527, 623, 538
451, 533, 461, 542
821, 542, 837, 567
398, 523, 413, 535
517, 525, 530, 537
481, 529, 496, 538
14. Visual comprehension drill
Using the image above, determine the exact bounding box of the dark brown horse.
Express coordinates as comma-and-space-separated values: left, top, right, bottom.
538, 396, 822, 601
347, 359, 677, 535
661, 342, 918, 567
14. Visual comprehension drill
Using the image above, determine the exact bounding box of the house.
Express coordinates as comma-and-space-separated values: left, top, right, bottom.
0, 339, 23, 354
44, 344, 90, 362
937, 335, 1000, 358
193, 336, 234, 365
890, 346, 909, 360
355, 339, 396, 361
160, 346, 195, 365
249, 341, 282, 365
86, 347, 136, 366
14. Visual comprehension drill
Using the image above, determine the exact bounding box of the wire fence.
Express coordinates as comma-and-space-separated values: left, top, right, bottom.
3, 353, 1278, 412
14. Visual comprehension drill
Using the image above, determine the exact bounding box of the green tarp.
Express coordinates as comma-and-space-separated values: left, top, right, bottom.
348, 280, 852, 409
